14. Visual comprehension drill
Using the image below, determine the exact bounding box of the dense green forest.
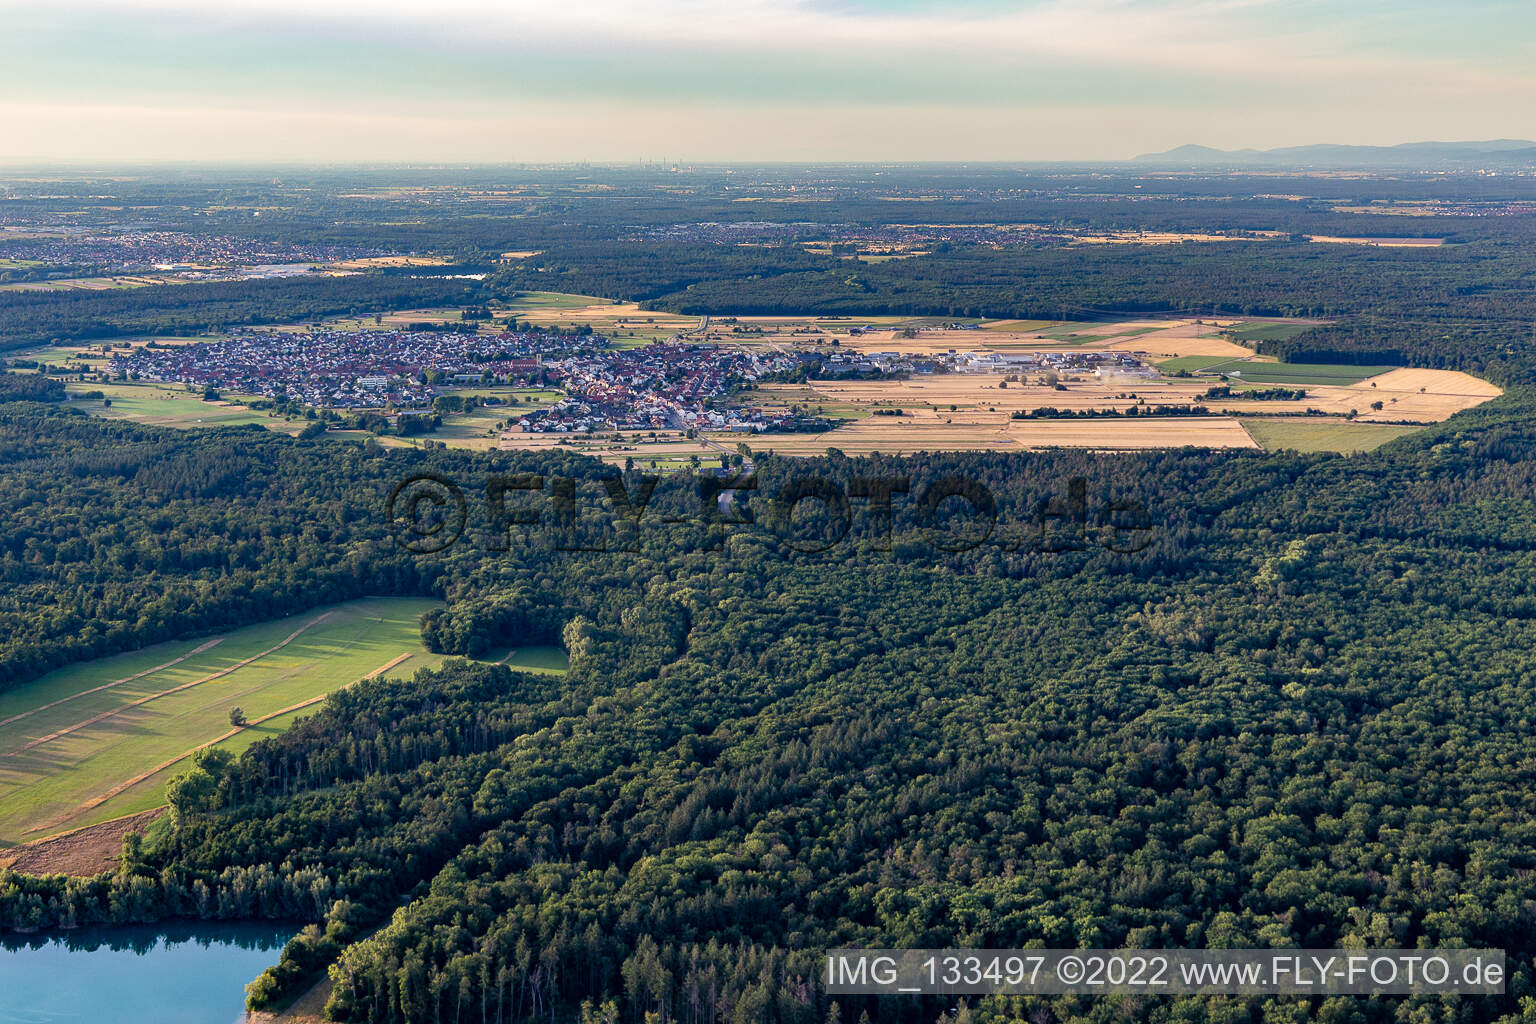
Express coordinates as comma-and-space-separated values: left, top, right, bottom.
0, 276, 482, 353
4, 391, 1536, 1024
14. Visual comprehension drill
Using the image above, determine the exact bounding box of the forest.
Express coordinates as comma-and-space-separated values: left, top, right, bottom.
3, 386, 1536, 1024
0, 275, 481, 353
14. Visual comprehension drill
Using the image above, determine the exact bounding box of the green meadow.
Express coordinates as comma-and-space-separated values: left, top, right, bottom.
1241, 418, 1424, 454
1217, 361, 1396, 385
64, 382, 308, 434
0, 597, 482, 845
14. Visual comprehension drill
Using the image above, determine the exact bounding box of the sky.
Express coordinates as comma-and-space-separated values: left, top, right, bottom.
2, 0, 1534, 163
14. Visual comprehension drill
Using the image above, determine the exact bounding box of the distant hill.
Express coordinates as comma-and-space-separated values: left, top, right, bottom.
1133, 140, 1536, 169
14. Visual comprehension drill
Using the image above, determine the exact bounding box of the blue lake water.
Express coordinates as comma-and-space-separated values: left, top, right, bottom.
0, 921, 293, 1024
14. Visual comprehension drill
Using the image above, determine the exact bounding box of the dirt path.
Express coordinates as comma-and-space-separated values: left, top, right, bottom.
0, 638, 225, 730
245, 977, 333, 1024
25, 652, 412, 837
0, 807, 165, 876
2, 613, 336, 759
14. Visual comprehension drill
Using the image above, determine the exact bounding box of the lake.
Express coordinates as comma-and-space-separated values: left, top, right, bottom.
0, 921, 293, 1024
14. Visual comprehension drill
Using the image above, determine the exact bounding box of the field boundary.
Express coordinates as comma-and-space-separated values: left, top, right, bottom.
0, 638, 225, 730
23, 652, 412, 838
2, 613, 335, 759
0, 807, 167, 875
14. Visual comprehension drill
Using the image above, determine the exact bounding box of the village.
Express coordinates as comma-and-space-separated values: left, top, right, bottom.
0, 226, 387, 274
104, 323, 1163, 435
108, 327, 585, 408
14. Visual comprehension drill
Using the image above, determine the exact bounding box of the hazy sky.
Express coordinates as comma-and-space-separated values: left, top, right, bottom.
3, 0, 1534, 163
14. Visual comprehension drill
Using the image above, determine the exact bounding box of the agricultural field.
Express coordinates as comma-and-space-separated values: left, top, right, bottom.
0, 597, 531, 847
500, 291, 610, 310
323, 255, 453, 271
426, 388, 564, 449
1225, 321, 1320, 344
834, 317, 1256, 359
317, 306, 479, 332
64, 382, 311, 434
0, 274, 185, 293
1327, 367, 1504, 421
1240, 418, 1427, 453
1206, 360, 1397, 385
1157, 354, 1241, 373
499, 429, 733, 468
736, 416, 1259, 455
487, 645, 570, 673
497, 295, 699, 347
1306, 235, 1446, 247
315, 294, 698, 347
735, 383, 872, 420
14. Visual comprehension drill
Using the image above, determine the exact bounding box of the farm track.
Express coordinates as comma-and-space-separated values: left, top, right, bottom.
25, 651, 412, 837
1, 613, 336, 759
0, 638, 225, 730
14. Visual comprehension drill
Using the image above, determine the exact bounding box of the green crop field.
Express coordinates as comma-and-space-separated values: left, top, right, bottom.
64, 382, 308, 434
1035, 323, 1107, 343
1228, 322, 1317, 343
1157, 355, 1241, 373
502, 290, 611, 310
430, 406, 514, 446
489, 645, 570, 673
978, 319, 1055, 332
1220, 362, 1397, 385
1241, 418, 1424, 453
0, 597, 476, 845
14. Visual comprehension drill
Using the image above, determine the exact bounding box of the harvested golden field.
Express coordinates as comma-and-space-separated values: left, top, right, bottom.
800, 373, 1497, 425
1101, 324, 1256, 360
326, 255, 453, 270
741, 416, 1258, 455
1007, 417, 1259, 449
768, 355, 1498, 454
1307, 236, 1445, 247
1303, 368, 1504, 423
806, 375, 1218, 417
503, 301, 701, 345
835, 318, 1256, 359
744, 420, 1020, 455
1353, 367, 1503, 399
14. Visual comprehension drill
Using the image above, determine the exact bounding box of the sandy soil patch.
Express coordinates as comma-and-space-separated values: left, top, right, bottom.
0, 807, 164, 876
246, 977, 333, 1024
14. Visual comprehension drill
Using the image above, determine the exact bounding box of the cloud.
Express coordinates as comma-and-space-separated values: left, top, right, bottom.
19, 0, 1534, 92
2, 0, 1532, 160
